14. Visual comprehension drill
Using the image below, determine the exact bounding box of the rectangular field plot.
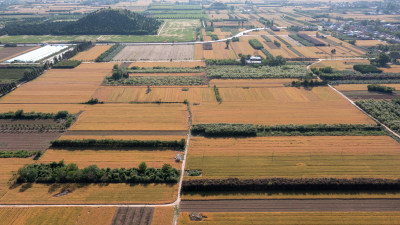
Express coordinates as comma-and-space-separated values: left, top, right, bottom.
186, 136, 400, 178
179, 212, 400, 225
0, 46, 38, 62
129, 61, 205, 68
192, 87, 373, 125
0, 63, 114, 104
0, 183, 178, 204
71, 45, 111, 61
0, 133, 61, 151
210, 79, 296, 88
5, 45, 69, 63
0, 207, 116, 225
113, 45, 194, 61
69, 103, 188, 131
39, 149, 182, 169
92, 87, 214, 103
0, 158, 33, 198
0, 104, 84, 114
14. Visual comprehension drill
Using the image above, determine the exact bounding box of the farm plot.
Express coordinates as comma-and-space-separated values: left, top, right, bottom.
0, 207, 116, 225
0, 183, 178, 204
92, 87, 215, 103
334, 84, 400, 100
335, 84, 400, 91
69, 104, 188, 131
0, 158, 33, 198
39, 149, 182, 169
0, 63, 114, 104
209, 79, 296, 88
71, 45, 111, 61
191, 87, 374, 125
0, 133, 61, 151
129, 61, 205, 68
200, 42, 237, 60
152, 207, 174, 225
0, 104, 84, 114
129, 72, 206, 77
0, 46, 38, 62
311, 59, 370, 70
231, 37, 262, 56
356, 40, 386, 47
113, 45, 194, 61
381, 65, 400, 73
111, 207, 153, 225
186, 136, 400, 178
178, 212, 400, 225
60, 134, 186, 141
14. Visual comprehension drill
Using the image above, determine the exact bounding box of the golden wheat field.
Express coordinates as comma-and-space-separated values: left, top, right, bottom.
0, 207, 116, 225
0, 158, 33, 199
186, 136, 400, 178
152, 207, 175, 225
69, 103, 188, 131
311, 59, 370, 70
381, 65, 400, 73
201, 42, 237, 60
0, 103, 84, 114
92, 86, 214, 103
355, 40, 386, 47
72, 45, 112, 61
178, 212, 400, 225
0, 183, 178, 204
39, 149, 182, 169
0, 63, 114, 104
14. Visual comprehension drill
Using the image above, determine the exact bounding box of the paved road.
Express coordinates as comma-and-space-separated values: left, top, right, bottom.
180, 199, 400, 212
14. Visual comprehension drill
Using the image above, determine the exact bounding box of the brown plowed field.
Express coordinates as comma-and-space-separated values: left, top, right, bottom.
113, 45, 194, 61
0, 132, 62, 151
111, 207, 154, 225
0, 46, 38, 62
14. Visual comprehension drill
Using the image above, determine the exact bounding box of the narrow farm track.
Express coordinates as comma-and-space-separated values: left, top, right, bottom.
179, 199, 400, 212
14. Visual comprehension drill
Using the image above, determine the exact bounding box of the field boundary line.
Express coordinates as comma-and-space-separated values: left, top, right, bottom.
158, 22, 167, 36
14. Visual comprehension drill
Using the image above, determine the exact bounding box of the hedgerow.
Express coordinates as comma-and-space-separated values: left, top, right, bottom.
367, 84, 395, 93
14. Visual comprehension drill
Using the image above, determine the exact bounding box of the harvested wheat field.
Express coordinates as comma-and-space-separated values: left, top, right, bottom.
69, 103, 188, 131
0, 46, 39, 62
152, 207, 175, 225
113, 45, 194, 61
0, 183, 178, 204
178, 212, 400, 225
210, 79, 295, 88
201, 42, 237, 59
192, 87, 373, 125
0, 158, 33, 199
92, 87, 214, 103
0, 63, 114, 104
381, 65, 400, 73
72, 45, 111, 61
231, 37, 262, 56
355, 40, 386, 47
186, 136, 400, 178
311, 59, 370, 70
0, 104, 84, 114
0, 207, 116, 225
40, 149, 182, 169
129, 61, 205, 68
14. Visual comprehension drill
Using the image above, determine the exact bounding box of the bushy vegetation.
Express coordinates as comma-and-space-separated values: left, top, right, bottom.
353, 65, 382, 74
213, 85, 222, 103
288, 34, 313, 46
262, 56, 286, 66
205, 59, 240, 65
53, 60, 81, 69
248, 39, 263, 50
2, 9, 162, 35
51, 139, 186, 150
95, 44, 124, 62
290, 79, 327, 87
192, 124, 257, 137
0, 66, 45, 84
261, 48, 273, 58
104, 76, 206, 86
356, 99, 400, 135
367, 84, 396, 93
83, 98, 104, 105
0, 83, 16, 96
0, 110, 70, 120
111, 64, 129, 80
17, 161, 179, 184
273, 40, 281, 48
129, 67, 204, 73
261, 35, 271, 42
331, 80, 400, 85
182, 178, 400, 192
187, 169, 202, 176
0, 151, 41, 158
207, 65, 309, 79
312, 67, 400, 82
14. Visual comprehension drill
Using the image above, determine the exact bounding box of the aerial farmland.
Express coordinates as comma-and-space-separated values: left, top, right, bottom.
0, 0, 400, 224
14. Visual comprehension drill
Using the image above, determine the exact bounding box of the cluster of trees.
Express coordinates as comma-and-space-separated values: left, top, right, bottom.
95, 44, 123, 62
312, 67, 400, 82
370, 52, 391, 67
22, 66, 45, 82
17, 161, 179, 184
0, 110, 70, 120
207, 65, 308, 79
353, 64, 382, 74
83, 98, 104, 105
367, 84, 396, 93
111, 64, 129, 80
248, 39, 263, 50
182, 178, 400, 192
205, 59, 241, 65
258, 17, 274, 27
192, 123, 257, 137
262, 56, 286, 66
51, 139, 186, 150
129, 67, 203, 73
53, 60, 81, 69
290, 79, 327, 88
0, 83, 16, 96
273, 40, 281, 48
213, 85, 222, 103
0, 151, 41, 159
2, 9, 162, 35
356, 99, 400, 134
105, 76, 206, 86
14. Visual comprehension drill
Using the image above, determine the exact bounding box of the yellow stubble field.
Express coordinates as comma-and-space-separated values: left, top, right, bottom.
0, 158, 33, 199
71, 45, 111, 61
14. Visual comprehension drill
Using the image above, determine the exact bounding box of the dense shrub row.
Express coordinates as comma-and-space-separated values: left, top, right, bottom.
297, 33, 325, 46
261, 35, 271, 42
207, 65, 308, 79
192, 124, 257, 137
50, 139, 186, 150
104, 76, 206, 86
213, 85, 222, 103
288, 34, 313, 46
17, 161, 179, 184
261, 48, 273, 58
0, 110, 70, 120
353, 65, 382, 74
0, 151, 41, 158
21, 66, 45, 82
0, 83, 16, 96
331, 80, 400, 85
182, 178, 400, 192
356, 99, 400, 135
95, 44, 123, 62
205, 59, 240, 65
129, 67, 204, 73
367, 84, 396, 93
290, 79, 327, 87
248, 39, 263, 50
53, 60, 81, 69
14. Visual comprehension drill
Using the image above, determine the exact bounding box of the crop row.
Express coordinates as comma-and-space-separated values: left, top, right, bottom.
104, 76, 206, 86
207, 65, 309, 79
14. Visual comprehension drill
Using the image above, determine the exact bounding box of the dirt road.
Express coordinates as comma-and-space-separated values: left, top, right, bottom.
180, 199, 400, 212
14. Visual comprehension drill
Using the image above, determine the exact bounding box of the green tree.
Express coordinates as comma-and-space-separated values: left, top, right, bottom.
138, 162, 147, 173
225, 39, 230, 49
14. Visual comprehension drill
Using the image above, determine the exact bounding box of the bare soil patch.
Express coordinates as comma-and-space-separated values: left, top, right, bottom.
0, 132, 62, 151
111, 207, 154, 225
113, 45, 194, 61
